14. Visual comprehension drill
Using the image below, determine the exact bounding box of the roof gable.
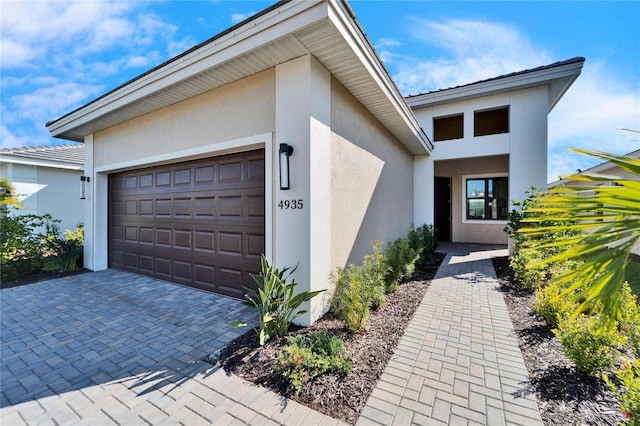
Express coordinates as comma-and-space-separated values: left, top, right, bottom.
406, 57, 585, 111
47, 0, 432, 155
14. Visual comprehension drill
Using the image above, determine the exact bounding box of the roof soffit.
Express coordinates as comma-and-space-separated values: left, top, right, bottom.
47, 0, 431, 155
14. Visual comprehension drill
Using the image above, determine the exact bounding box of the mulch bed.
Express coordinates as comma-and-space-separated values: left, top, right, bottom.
213, 253, 445, 424
492, 256, 624, 425
0, 268, 90, 290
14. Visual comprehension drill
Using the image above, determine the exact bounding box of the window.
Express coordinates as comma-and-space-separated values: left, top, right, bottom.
466, 177, 508, 220
474, 106, 509, 137
433, 114, 463, 141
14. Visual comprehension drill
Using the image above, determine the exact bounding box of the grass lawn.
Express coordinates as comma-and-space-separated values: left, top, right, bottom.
626, 255, 640, 297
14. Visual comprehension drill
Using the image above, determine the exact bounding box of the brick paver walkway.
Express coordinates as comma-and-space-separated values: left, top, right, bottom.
0, 271, 341, 425
358, 243, 543, 426
1, 244, 542, 425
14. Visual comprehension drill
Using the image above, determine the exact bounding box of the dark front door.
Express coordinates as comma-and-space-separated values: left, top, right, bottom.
109, 150, 265, 299
434, 177, 451, 241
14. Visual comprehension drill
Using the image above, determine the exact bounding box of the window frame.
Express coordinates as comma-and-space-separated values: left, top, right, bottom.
474, 106, 509, 137
433, 113, 464, 142
462, 173, 509, 223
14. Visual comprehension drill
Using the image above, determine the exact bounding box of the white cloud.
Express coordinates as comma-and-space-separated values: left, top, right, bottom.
230, 12, 255, 24
382, 18, 552, 95
376, 38, 401, 49
547, 63, 640, 181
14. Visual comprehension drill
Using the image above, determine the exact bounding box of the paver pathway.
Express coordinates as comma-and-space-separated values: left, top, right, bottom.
358, 243, 543, 426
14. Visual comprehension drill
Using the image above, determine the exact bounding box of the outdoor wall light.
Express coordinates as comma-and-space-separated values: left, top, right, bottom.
80, 175, 90, 200
279, 143, 294, 190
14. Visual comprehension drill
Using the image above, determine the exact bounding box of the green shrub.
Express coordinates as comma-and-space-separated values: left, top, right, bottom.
604, 357, 640, 425
278, 330, 352, 395
554, 314, 625, 375
331, 241, 389, 333
1, 213, 60, 281
409, 223, 437, 265
618, 282, 640, 358
384, 237, 419, 290
44, 225, 84, 272
231, 255, 324, 345
331, 265, 371, 333
533, 284, 578, 328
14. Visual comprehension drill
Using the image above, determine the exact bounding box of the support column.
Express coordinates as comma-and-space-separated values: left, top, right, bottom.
275, 55, 331, 326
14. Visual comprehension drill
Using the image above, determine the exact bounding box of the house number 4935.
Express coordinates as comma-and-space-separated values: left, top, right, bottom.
278, 199, 303, 210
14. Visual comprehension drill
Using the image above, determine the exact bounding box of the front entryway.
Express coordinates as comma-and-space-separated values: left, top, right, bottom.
434, 176, 451, 241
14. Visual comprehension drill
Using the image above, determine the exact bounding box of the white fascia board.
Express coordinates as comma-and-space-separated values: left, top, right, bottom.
48, 1, 325, 137
407, 61, 584, 110
327, 1, 432, 154
0, 154, 83, 171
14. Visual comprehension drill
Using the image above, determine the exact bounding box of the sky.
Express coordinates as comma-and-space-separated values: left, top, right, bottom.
1, 0, 639, 182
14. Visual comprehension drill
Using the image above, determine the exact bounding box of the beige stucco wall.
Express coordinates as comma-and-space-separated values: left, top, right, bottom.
93, 69, 275, 168
330, 77, 414, 269
435, 155, 509, 245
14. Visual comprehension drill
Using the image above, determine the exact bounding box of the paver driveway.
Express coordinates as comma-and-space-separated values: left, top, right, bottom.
0, 270, 341, 425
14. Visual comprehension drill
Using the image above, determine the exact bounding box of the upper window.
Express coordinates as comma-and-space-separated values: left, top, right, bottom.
433, 114, 463, 141
466, 177, 508, 220
474, 106, 509, 137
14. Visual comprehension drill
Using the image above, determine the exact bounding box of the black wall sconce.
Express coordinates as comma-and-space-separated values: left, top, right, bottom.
279, 143, 294, 190
80, 175, 90, 200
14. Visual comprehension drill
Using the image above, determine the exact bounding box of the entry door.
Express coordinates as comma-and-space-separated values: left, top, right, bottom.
434, 177, 451, 241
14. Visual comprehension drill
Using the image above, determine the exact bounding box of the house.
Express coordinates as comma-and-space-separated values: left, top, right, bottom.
46, 0, 582, 325
548, 148, 640, 255
0, 144, 85, 233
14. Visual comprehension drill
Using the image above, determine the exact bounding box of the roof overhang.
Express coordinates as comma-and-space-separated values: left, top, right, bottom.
47, 0, 432, 155
0, 153, 83, 171
406, 58, 585, 112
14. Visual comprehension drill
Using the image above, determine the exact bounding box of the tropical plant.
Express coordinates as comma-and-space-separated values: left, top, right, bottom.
518, 145, 640, 325
231, 255, 324, 345
278, 330, 352, 395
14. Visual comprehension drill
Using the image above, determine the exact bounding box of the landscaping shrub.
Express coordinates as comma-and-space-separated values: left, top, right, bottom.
618, 282, 640, 358
0, 213, 60, 281
331, 241, 389, 333
44, 225, 84, 272
604, 357, 640, 425
533, 284, 578, 328
384, 237, 419, 290
554, 314, 625, 375
232, 255, 324, 345
408, 223, 437, 265
278, 330, 352, 395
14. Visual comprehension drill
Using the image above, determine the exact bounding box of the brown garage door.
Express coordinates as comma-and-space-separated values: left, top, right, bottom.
109, 150, 265, 298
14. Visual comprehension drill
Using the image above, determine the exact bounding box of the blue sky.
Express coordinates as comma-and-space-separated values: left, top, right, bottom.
2, 0, 639, 182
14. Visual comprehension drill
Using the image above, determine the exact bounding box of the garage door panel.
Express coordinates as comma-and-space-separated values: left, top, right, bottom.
109, 150, 264, 298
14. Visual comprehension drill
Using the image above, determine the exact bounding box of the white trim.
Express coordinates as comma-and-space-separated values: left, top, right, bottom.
461, 172, 509, 225
0, 155, 83, 171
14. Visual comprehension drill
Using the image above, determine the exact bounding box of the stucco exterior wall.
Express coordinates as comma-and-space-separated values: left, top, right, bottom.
413, 86, 548, 245
330, 77, 414, 269
434, 156, 509, 244
93, 69, 275, 169
1, 162, 84, 233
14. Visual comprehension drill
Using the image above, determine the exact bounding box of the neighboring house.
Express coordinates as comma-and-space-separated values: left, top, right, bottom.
46, 0, 582, 325
548, 149, 640, 255
0, 144, 85, 233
